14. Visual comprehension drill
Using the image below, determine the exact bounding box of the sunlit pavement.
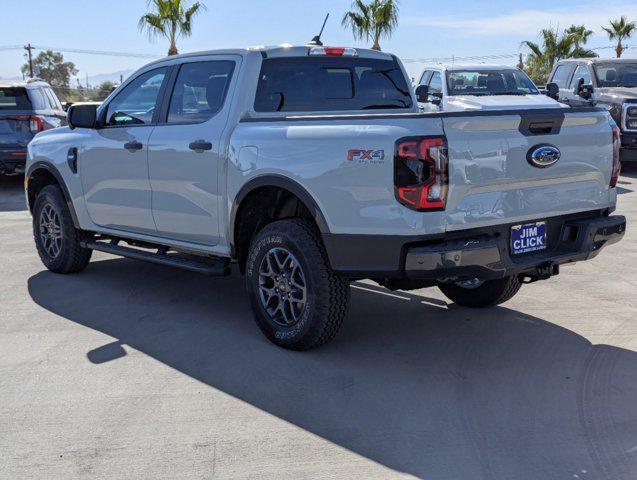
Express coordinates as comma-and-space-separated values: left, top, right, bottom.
1, 170, 636, 479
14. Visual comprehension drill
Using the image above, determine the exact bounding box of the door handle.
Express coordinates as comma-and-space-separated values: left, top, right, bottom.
189, 140, 213, 152
124, 141, 143, 152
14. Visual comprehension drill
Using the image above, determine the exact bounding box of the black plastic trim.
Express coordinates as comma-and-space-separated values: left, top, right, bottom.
26, 161, 80, 228
229, 175, 330, 254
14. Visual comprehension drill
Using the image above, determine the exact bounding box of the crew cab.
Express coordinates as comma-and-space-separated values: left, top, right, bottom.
415, 64, 564, 112
548, 58, 637, 163
0, 79, 66, 175
25, 46, 625, 350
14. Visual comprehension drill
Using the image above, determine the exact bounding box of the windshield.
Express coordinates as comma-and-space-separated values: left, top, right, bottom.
595, 63, 637, 87
446, 70, 539, 96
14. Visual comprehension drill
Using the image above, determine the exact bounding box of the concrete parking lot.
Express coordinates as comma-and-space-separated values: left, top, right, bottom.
1, 171, 636, 479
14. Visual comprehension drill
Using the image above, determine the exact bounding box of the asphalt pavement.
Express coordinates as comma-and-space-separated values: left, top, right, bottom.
1, 170, 636, 479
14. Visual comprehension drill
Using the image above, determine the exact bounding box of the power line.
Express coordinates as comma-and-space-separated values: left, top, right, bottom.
0, 44, 160, 59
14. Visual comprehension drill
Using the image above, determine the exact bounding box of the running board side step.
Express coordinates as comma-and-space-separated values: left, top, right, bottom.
83, 241, 231, 276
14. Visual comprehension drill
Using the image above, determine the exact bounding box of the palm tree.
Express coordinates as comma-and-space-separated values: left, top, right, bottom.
521, 28, 576, 84
341, 0, 399, 51
139, 0, 206, 56
603, 16, 637, 58
565, 24, 596, 57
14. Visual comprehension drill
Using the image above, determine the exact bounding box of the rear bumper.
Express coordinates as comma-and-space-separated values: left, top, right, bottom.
324, 211, 625, 281
0, 150, 27, 174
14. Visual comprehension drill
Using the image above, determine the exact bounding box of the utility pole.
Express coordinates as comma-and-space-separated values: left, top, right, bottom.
24, 43, 34, 78
518, 53, 524, 70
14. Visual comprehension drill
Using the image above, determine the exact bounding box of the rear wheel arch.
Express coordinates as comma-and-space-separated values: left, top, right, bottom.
230, 176, 330, 272
27, 163, 80, 228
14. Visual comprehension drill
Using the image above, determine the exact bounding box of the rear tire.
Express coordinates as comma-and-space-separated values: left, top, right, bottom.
245, 218, 349, 350
438, 275, 522, 308
33, 185, 92, 274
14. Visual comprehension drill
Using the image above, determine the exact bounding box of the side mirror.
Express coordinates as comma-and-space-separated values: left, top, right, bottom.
415, 84, 429, 103
574, 77, 594, 100
430, 92, 443, 106
67, 104, 98, 129
545, 82, 559, 100
62, 102, 72, 112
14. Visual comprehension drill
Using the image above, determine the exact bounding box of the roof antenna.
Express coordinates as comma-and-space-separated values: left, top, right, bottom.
308, 13, 329, 46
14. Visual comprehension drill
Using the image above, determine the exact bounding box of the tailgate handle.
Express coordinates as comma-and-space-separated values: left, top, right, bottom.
528, 121, 555, 135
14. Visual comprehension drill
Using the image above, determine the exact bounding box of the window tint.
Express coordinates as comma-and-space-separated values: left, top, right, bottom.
428, 72, 442, 94
569, 65, 591, 88
419, 70, 432, 86
44, 88, 62, 110
167, 61, 235, 124
105, 67, 167, 126
254, 57, 412, 112
0, 87, 32, 110
551, 64, 572, 88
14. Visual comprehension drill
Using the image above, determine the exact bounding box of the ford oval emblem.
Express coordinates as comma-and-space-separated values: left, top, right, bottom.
527, 144, 561, 168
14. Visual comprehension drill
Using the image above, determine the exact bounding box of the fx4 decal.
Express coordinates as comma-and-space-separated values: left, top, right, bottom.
347, 149, 385, 163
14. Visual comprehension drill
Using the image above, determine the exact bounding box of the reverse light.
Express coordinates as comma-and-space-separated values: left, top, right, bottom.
611, 125, 621, 188
394, 136, 449, 211
309, 46, 357, 57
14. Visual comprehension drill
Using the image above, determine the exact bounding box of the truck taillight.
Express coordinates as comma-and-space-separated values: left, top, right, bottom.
394, 136, 448, 211
611, 125, 621, 188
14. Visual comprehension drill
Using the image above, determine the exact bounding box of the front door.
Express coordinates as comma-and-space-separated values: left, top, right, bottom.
147, 57, 239, 245
80, 67, 169, 234
561, 64, 593, 107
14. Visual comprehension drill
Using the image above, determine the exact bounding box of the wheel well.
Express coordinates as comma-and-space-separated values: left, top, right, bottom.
233, 186, 318, 272
27, 168, 60, 213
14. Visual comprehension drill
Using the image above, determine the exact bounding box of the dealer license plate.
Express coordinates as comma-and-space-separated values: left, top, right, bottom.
511, 222, 547, 255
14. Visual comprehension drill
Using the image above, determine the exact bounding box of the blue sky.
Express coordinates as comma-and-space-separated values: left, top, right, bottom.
1, 0, 636, 82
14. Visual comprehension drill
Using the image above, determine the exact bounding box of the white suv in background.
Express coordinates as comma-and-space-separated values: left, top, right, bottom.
415, 64, 565, 112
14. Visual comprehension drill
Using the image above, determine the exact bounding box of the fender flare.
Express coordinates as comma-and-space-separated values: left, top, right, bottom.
26, 161, 80, 228
229, 175, 330, 253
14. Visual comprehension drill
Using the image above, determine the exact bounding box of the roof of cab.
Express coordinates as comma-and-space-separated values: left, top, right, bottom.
0, 79, 51, 89
556, 57, 637, 65
144, 44, 395, 68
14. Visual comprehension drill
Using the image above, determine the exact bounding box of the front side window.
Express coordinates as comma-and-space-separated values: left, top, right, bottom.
104, 67, 167, 127
254, 56, 412, 112
447, 70, 538, 96
569, 65, 591, 88
428, 72, 443, 94
551, 65, 573, 88
595, 63, 637, 87
167, 60, 235, 124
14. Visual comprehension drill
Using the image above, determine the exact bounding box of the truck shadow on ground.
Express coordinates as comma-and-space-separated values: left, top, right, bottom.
0, 175, 27, 212
28, 259, 637, 480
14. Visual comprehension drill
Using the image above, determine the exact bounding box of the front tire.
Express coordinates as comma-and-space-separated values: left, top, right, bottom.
245, 219, 349, 350
33, 185, 92, 274
438, 275, 522, 308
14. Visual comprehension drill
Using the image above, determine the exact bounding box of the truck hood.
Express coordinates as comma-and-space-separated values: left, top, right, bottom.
596, 87, 637, 103
445, 94, 566, 111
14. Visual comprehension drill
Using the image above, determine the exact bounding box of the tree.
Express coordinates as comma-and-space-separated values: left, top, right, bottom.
341, 0, 399, 51
565, 25, 596, 58
90, 81, 116, 101
139, 0, 206, 56
20, 50, 77, 89
603, 16, 637, 58
521, 26, 598, 84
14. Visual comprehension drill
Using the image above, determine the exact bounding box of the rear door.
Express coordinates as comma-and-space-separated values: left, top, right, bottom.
441, 109, 614, 232
80, 67, 169, 234
147, 56, 239, 245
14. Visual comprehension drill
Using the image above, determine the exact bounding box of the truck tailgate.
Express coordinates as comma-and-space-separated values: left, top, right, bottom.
440, 109, 615, 231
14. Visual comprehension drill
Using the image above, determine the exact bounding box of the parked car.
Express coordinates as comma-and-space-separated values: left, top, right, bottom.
548, 58, 637, 163
415, 64, 564, 112
25, 45, 624, 350
0, 79, 65, 175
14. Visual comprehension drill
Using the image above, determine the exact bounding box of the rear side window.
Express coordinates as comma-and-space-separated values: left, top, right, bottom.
167, 60, 235, 124
569, 65, 591, 88
551, 64, 573, 88
254, 57, 413, 112
428, 72, 442, 94
0, 87, 32, 110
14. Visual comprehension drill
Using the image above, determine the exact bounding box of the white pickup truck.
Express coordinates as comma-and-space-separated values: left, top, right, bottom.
416, 64, 564, 112
26, 45, 624, 350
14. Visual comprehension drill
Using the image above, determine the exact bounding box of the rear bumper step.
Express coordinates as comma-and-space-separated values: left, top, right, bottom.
83, 240, 231, 276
